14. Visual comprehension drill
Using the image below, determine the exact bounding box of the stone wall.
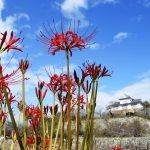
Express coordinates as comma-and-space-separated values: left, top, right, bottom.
93, 137, 150, 150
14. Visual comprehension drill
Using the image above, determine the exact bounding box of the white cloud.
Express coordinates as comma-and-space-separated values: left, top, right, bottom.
96, 77, 150, 111
61, 0, 88, 14
92, 0, 118, 7
113, 32, 129, 43
0, 0, 30, 33
15, 13, 30, 21
56, 0, 119, 27
90, 43, 102, 50
60, 0, 89, 26
0, 0, 4, 13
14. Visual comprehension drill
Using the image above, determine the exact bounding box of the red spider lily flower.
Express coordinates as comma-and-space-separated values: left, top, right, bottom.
50, 104, 58, 115
0, 111, 7, 125
0, 64, 22, 89
47, 74, 61, 94
35, 81, 48, 101
18, 100, 23, 111
45, 135, 50, 148
38, 81, 45, 90
60, 73, 76, 93
82, 79, 92, 94
39, 19, 95, 56
29, 118, 40, 131
0, 92, 4, 104
26, 105, 42, 131
19, 59, 30, 74
82, 62, 111, 80
0, 31, 23, 53
25, 105, 42, 119
37, 135, 42, 145
7, 92, 16, 103
100, 66, 111, 77
44, 105, 49, 116
112, 145, 122, 150
72, 95, 86, 109
11, 130, 15, 139
74, 69, 87, 86
27, 135, 35, 146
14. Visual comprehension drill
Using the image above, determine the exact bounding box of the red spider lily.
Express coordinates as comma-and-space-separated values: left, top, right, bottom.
37, 135, 42, 145
11, 130, 15, 139
26, 105, 42, 131
0, 64, 22, 89
50, 104, 58, 115
60, 73, 76, 93
45, 135, 50, 148
27, 135, 35, 146
44, 105, 49, 116
0, 31, 23, 53
19, 59, 30, 74
25, 105, 42, 119
72, 95, 86, 109
47, 74, 61, 93
82, 62, 111, 80
0, 111, 7, 124
7, 92, 17, 103
35, 81, 48, 101
112, 145, 122, 150
82, 79, 92, 94
74, 69, 87, 86
18, 100, 23, 111
39, 19, 95, 56
0, 92, 4, 104
38, 81, 45, 90
47, 73, 76, 94
29, 117, 40, 131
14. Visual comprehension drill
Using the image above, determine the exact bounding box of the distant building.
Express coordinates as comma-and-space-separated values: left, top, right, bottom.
108, 95, 144, 116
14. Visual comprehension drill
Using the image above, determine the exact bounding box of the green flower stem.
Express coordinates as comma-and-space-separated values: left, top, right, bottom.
66, 50, 72, 150
17, 111, 21, 127
89, 80, 98, 150
53, 115, 61, 150
22, 73, 27, 148
40, 101, 46, 150
0, 60, 24, 149
86, 93, 89, 115
2, 104, 6, 150
34, 132, 37, 150
46, 119, 48, 134
4, 91, 24, 150
0, 105, 2, 136
49, 93, 55, 150
75, 85, 81, 150
11, 139, 14, 150
81, 82, 95, 150
60, 104, 64, 150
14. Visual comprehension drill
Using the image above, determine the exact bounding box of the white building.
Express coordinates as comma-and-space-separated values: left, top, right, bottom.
108, 95, 144, 115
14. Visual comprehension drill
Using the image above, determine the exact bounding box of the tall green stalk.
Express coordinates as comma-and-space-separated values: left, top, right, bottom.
53, 116, 61, 150
22, 73, 27, 148
34, 131, 37, 150
40, 101, 45, 150
81, 82, 95, 150
2, 103, 6, 150
4, 91, 24, 150
75, 86, 80, 150
49, 93, 55, 150
89, 80, 98, 149
66, 51, 71, 150
60, 104, 64, 150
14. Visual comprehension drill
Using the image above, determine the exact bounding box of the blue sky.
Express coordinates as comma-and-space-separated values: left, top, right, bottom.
0, 0, 150, 111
